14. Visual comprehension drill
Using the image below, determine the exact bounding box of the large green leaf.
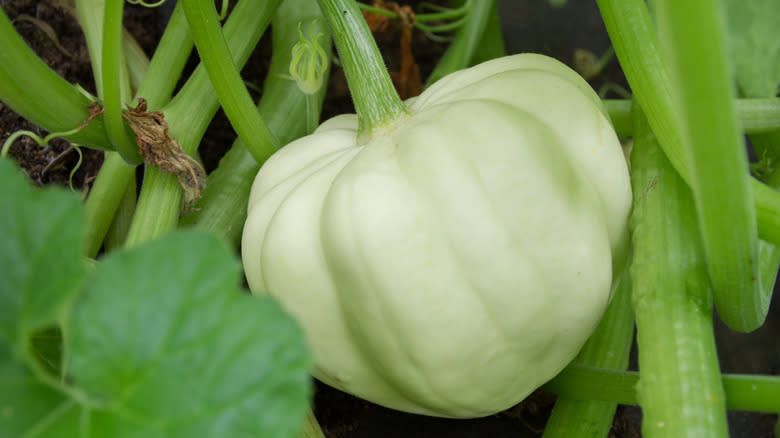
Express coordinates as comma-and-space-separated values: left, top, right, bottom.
0, 159, 85, 356
724, 0, 780, 97
0, 341, 81, 438
64, 231, 312, 438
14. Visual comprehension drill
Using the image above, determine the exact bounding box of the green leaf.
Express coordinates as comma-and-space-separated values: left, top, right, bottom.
64, 230, 311, 438
724, 0, 780, 97
0, 341, 81, 438
0, 159, 85, 356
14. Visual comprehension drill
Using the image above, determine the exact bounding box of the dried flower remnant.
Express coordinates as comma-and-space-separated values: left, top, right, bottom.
121, 98, 206, 207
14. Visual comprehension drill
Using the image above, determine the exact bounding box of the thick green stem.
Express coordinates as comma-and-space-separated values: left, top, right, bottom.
751, 131, 780, 305
84, 152, 136, 257
629, 108, 728, 438
653, 0, 762, 332
596, 0, 780, 253
542, 269, 634, 438
103, 173, 137, 252
134, 2, 194, 109
181, 5, 330, 246
76, 0, 139, 257
543, 365, 780, 413
595, 0, 685, 177
180, 0, 280, 164
595, 99, 779, 140
74, 0, 107, 97
125, 0, 279, 246
101, 0, 143, 164
468, 0, 506, 66
83, 2, 194, 256
123, 29, 150, 92
0, 9, 110, 150
315, 0, 408, 140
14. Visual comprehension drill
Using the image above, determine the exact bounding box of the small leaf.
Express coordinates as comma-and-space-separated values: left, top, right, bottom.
724, 0, 780, 97
64, 231, 311, 438
0, 159, 85, 356
0, 342, 81, 438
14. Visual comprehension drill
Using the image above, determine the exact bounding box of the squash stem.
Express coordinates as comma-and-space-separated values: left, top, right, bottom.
315, 0, 409, 141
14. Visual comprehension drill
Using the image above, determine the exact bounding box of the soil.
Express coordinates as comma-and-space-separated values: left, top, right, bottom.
1, 1, 777, 437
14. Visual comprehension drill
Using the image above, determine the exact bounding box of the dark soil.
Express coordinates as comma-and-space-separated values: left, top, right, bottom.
1, 1, 777, 437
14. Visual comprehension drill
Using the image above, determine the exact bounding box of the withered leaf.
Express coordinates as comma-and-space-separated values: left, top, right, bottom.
121, 98, 206, 208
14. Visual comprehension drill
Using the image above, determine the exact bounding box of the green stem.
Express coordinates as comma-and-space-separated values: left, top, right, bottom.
542, 268, 634, 438
304, 95, 319, 135
74, 0, 107, 96
426, 0, 496, 86
315, 0, 408, 140
0, 9, 110, 150
179, 0, 280, 164
754, 180, 780, 245
134, 2, 194, 109
125, 0, 279, 246
603, 99, 633, 138
181, 4, 330, 246
653, 0, 762, 332
605, 98, 780, 139
595, 0, 686, 177
629, 108, 728, 438
468, 0, 506, 66
596, 0, 780, 313
751, 131, 780, 303
101, 0, 143, 164
543, 365, 780, 414
122, 28, 150, 92
739, 100, 780, 134
84, 152, 136, 257
298, 408, 326, 438
83, 2, 193, 257
103, 173, 137, 252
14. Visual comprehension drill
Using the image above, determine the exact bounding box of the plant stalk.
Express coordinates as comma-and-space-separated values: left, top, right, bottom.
542, 268, 634, 438
629, 108, 728, 438
125, 0, 280, 246
315, 0, 408, 141
83, 2, 194, 256
100, 0, 143, 164
179, 0, 281, 164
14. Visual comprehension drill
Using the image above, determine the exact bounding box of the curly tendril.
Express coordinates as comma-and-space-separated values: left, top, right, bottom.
126, 0, 167, 7
125, 0, 227, 14
289, 21, 329, 95
358, 0, 472, 36
1, 130, 85, 191
1, 128, 83, 159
